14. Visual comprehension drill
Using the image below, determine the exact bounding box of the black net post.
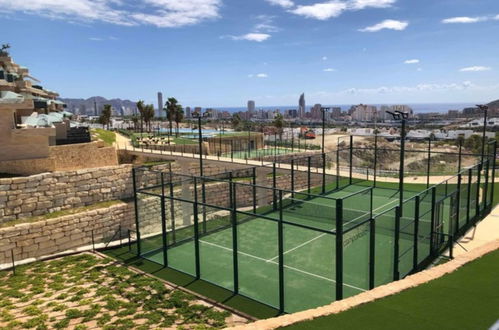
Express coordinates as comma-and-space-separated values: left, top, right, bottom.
132, 167, 141, 256
307, 156, 311, 194
393, 206, 401, 281
368, 214, 375, 290
335, 199, 344, 300
193, 177, 201, 279
349, 136, 353, 185
483, 144, 490, 209
413, 195, 420, 270
291, 159, 295, 199
278, 190, 285, 314
160, 172, 168, 266
336, 138, 340, 188
230, 181, 239, 294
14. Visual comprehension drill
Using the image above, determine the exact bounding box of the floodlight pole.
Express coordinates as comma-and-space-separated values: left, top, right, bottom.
386, 111, 407, 210
196, 115, 204, 177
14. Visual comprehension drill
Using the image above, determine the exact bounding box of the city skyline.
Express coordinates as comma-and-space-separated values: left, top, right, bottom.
1, 0, 499, 106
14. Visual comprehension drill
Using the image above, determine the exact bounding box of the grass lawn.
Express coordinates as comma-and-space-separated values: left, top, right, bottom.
91, 128, 116, 147
0, 253, 242, 329
282, 249, 499, 330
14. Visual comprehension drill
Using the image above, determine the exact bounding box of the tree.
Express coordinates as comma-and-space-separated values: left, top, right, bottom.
273, 114, 284, 141
136, 100, 145, 134
143, 104, 155, 132
99, 104, 112, 129
231, 114, 242, 131
174, 105, 184, 137
131, 115, 139, 131
164, 97, 179, 138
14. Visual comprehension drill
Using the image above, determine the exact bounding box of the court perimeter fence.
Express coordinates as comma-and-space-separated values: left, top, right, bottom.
127, 140, 496, 314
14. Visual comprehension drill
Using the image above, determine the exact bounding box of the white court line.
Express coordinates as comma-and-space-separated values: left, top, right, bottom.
199, 239, 366, 292
266, 233, 327, 262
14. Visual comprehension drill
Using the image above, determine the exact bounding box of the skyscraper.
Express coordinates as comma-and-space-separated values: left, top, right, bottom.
247, 100, 255, 117
298, 93, 305, 119
157, 92, 164, 118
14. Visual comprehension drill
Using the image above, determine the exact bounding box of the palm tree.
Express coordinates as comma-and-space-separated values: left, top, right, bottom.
136, 100, 145, 134
165, 97, 178, 138
174, 105, 184, 137
100, 104, 112, 129
143, 104, 155, 132
232, 113, 242, 131
131, 115, 139, 131
273, 113, 284, 141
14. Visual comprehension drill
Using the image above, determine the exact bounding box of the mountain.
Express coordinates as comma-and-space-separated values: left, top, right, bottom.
486, 99, 499, 109
59, 96, 138, 116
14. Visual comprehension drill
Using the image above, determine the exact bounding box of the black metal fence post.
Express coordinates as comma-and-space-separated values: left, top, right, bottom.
455, 174, 462, 236
193, 177, 201, 279
349, 136, 353, 185
160, 172, 168, 267
491, 141, 497, 208
336, 139, 340, 189
476, 164, 481, 218
291, 159, 295, 199
169, 164, 176, 244
11, 249, 15, 275
393, 206, 401, 281
373, 133, 378, 187
132, 168, 141, 256
335, 199, 343, 300
307, 156, 311, 194
430, 187, 437, 256
458, 139, 463, 172
467, 168, 472, 225
230, 182, 239, 294
413, 195, 420, 270
369, 215, 375, 290
273, 163, 277, 211
252, 167, 257, 213
427, 138, 431, 188
322, 153, 326, 194
278, 190, 285, 314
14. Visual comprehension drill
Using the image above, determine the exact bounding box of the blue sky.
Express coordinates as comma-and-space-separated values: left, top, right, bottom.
1, 0, 499, 107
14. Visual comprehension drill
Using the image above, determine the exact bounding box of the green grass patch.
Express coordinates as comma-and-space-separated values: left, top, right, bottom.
282, 249, 499, 330
91, 128, 116, 146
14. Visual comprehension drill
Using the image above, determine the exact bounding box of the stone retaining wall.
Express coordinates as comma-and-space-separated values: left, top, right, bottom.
0, 202, 134, 265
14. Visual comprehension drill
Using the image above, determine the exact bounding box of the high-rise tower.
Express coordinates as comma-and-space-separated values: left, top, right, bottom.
298, 93, 306, 119
157, 92, 164, 118
247, 100, 255, 117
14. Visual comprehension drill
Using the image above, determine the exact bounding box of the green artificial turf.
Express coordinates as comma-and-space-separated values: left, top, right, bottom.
282, 249, 499, 330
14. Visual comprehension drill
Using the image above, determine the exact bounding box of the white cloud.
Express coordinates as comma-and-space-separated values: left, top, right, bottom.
254, 15, 279, 33
323, 68, 336, 72
404, 59, 420, 64
89, 37, 104, 41
348, 0, 396, 10
265, 0, 295, 8
249, 73, 269, 78
0, 0, 221, 28
230, 33, 271, 42
442, 16, 486, 24
337, 81, 475, 95
288, 0, 398, 20
359, 19, 408, 32
290, 2, 348, 20
322, 56, 328, 60
460, 66, 491, 72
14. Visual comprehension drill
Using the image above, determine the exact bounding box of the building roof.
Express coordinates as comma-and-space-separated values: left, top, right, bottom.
0, 91, 24, 103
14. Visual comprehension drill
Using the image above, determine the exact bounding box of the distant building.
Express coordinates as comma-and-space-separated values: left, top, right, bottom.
157, 92, 163, 118
247, 100, 255, 117
298, 93, 306, 119
331, 107, 342, 119
185, 107, 191, 118
351, 104, 378, 122
311, 104, 322, 120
